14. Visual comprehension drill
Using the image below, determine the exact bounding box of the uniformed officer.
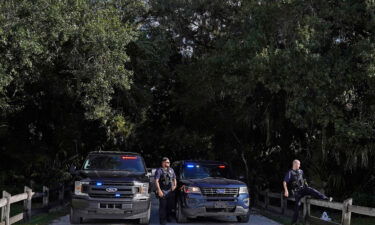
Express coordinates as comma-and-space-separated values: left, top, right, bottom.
283, 159, 332, 225
155, 157, 177, 225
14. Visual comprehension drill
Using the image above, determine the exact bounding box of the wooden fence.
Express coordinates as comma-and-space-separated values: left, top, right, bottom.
0, 185, 71, 225
256, 189, 375, 225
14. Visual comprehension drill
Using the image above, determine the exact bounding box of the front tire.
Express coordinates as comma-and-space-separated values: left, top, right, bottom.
70, 207, 82, 224
139, 202, 151, 224
236, 211, 250, 223
176, 200, 188, 223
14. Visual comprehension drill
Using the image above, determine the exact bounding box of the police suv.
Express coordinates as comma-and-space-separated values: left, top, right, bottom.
172, 160, 250, 223
70, 151, 151, 224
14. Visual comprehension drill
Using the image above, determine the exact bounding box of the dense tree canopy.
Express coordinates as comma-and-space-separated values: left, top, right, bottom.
0, 0, 374, 204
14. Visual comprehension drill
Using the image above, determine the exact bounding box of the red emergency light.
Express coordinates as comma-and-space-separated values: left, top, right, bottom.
122, 156, 137, 160
218, 165, 226, 169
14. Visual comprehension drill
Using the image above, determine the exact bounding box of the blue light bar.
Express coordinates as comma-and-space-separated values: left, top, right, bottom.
96, 182, 103, 186
187, 164, 194, 168
115, 194, 121, 197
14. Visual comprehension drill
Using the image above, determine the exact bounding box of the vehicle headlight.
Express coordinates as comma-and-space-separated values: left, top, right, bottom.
135, 182, 149, 195
184, 186, 201, 194
74, 181, 89, 196
239, 186, 248, 194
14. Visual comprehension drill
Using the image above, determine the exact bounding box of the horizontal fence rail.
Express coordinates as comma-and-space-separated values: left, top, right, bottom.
0, 184, 71, 225
256, 189, 375, 225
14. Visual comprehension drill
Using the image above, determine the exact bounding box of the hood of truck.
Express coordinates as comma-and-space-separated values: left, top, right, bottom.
77, 170, 149, 182
182, 177, 246, 187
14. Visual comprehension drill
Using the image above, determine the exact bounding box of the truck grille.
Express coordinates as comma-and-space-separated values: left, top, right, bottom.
88, 181, 135, 199
201, 187, 239, 197
89, 193, 134, 198
89, 181, 134, 186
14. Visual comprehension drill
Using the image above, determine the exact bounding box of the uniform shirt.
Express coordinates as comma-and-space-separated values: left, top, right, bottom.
155, 167, 176, 191
284, 169, 304, 188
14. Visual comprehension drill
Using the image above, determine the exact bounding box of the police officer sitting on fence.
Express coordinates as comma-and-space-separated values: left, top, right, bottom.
283, 159, 332, 225
155, 157, 177, 225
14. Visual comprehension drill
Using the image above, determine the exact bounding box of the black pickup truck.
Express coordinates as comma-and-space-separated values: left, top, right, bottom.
70, 151, 151, 224
172, 160, 250, 223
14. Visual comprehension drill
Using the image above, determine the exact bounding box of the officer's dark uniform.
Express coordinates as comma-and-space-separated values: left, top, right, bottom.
284, 169, 329, 224
155, 167, 176, 225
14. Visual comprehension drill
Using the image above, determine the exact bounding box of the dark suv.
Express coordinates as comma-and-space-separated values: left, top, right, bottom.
172, 160, 250, 223
70, 151, 151, 224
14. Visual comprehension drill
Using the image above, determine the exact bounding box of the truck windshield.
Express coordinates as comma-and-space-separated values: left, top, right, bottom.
182, 164, 232, 179
83, 155, 146, 172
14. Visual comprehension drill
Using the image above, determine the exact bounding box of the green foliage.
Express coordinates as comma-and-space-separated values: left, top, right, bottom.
128, 0, 375, 197
0, 0, 374, 200
0, 0, 141, 186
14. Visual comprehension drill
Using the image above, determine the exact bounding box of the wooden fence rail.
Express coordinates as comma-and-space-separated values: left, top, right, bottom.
0, 185, 70, 225
256, 189, 375, 225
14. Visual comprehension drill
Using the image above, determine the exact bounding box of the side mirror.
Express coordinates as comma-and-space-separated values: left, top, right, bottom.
146, 168, 153, 177
69, 165, 77, 175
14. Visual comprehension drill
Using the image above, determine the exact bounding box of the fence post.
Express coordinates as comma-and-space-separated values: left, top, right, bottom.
265, 189, 269, 209
43, 186, 49, 208
342, 198, 353, 225
23, 186, 32, 221
302, 197, 310, 225
1, 193, 4, 222
2, 191, 11, 225
58, 185, 64, 204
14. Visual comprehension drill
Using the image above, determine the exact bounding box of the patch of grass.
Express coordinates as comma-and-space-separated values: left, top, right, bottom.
258, 207, 375, 225
310, 207, 375, 225
10, 203, 24, 217
351, 217, 375, 225
10, 202, 46, 217
16, 208, 68, 225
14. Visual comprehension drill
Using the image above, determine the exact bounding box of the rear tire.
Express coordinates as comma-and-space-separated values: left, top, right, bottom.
139, 202, 151, 224
176, 200, 188, 223
70, 207, 82, 224
236, 211, 250, 223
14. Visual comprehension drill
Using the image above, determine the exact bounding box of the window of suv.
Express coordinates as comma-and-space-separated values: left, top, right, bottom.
83, 154, 146, 172
181, 163, 233, 179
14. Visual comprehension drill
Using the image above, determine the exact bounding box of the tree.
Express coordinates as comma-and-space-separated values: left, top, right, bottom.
0, 0, 141, 186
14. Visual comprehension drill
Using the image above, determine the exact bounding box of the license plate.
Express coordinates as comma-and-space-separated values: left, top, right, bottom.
214, 202, 228, 208
122, 204, 132, 209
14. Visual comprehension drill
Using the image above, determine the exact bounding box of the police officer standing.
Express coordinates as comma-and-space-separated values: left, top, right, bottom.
155, 157, 177, 225
283, 159, 332, 225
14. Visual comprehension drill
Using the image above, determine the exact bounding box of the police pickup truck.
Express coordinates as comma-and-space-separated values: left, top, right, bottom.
70, 151, 151, 224
172, 160, 250, 223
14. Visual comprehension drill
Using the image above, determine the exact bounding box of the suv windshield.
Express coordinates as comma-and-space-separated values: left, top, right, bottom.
182, 164, 232, 179
83, 155, 146, 172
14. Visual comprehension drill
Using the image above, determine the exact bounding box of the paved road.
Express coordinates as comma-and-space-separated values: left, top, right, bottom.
49, 198, 281, 225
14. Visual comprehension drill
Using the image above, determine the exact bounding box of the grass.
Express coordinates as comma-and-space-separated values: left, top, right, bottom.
257, 207, 375, 225
1, 184, 69, 225
2, 202, 67, 225
16, 208, 68, 225
310, 208, 375, 225
3, 197, 68, 225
